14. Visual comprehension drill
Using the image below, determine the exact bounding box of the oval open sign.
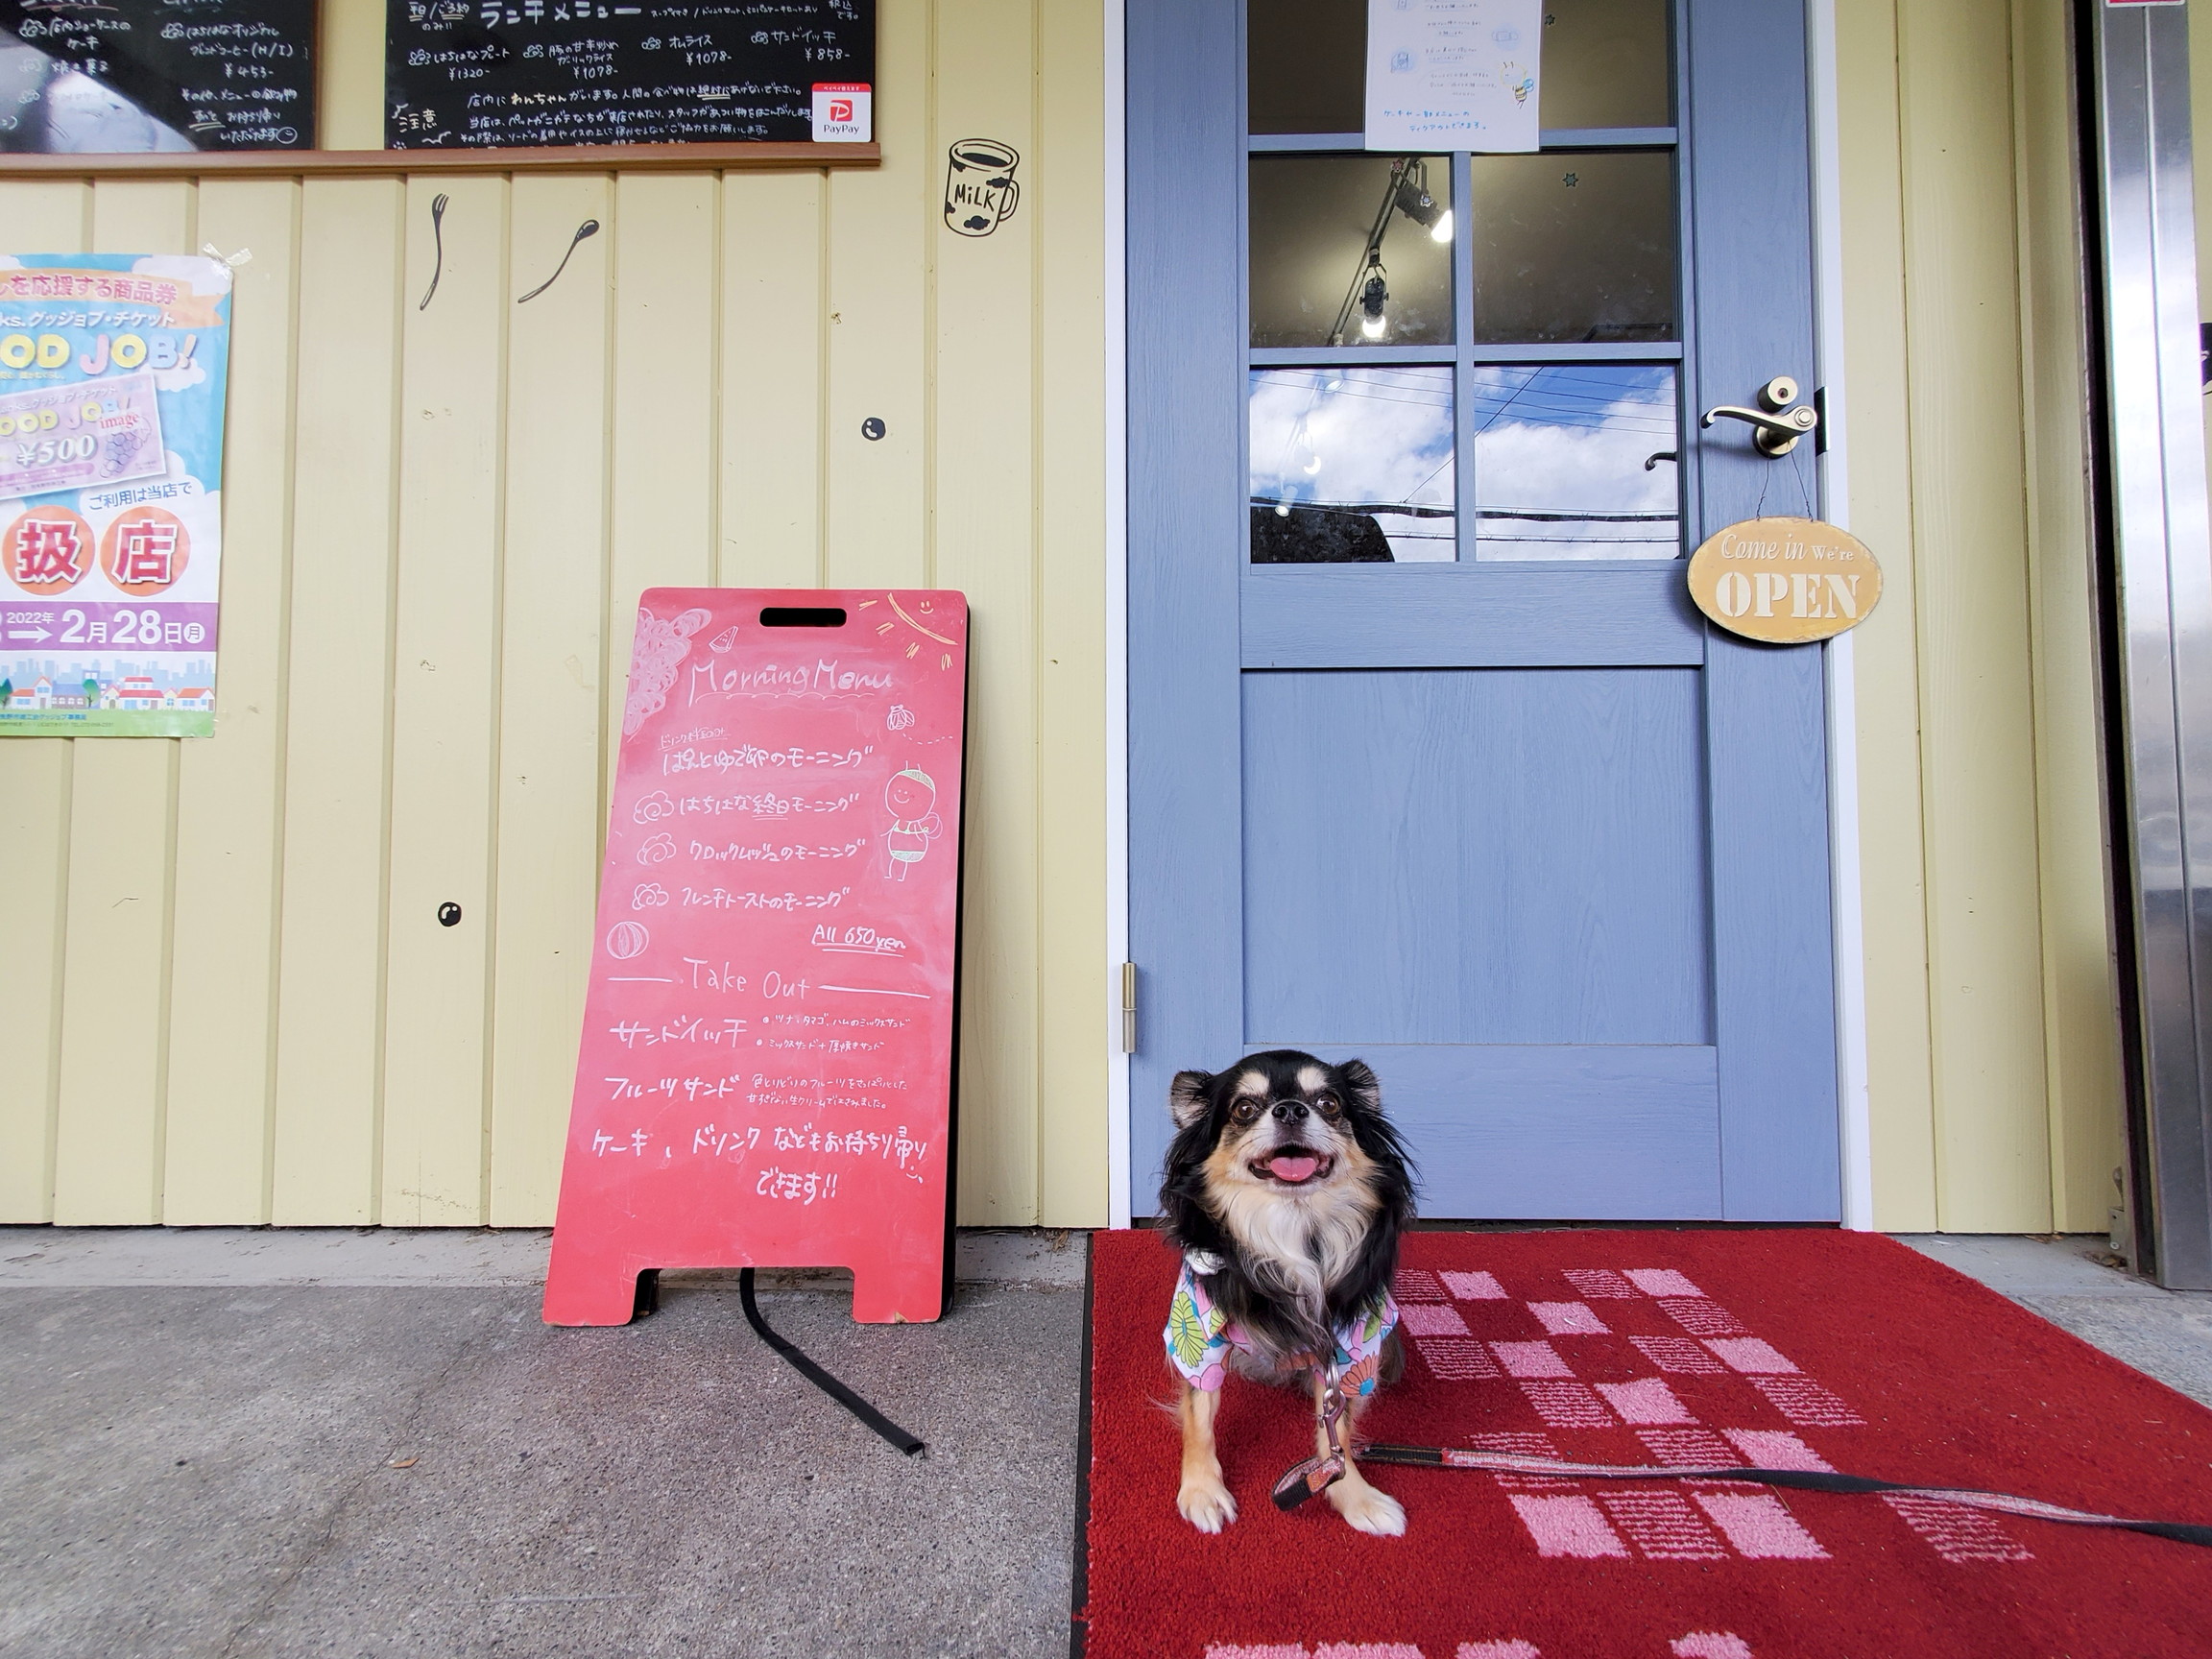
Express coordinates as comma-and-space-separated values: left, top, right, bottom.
1687, 515, 1883, 643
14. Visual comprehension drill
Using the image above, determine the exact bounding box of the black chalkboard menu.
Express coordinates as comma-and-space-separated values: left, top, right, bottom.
385, 0, 875, 149
1, 0, 315, 152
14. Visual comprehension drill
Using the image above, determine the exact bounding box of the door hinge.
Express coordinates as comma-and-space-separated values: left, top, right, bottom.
1120, 961, 1139, 1054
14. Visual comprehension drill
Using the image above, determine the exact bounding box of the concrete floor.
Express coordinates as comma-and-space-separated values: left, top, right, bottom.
0, 1230, 1086, 1659
2, 1228, 2207, 1659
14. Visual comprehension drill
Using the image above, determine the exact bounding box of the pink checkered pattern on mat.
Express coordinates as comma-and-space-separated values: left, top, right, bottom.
1400, 1302, 1473, 1337
1443, 1269, 1509, 1300
1368, 1261, 2001, 1575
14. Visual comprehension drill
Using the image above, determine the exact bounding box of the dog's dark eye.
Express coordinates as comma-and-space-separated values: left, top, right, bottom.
1313, 1093, 1342, 1118
1231, 1097, 1262, 1124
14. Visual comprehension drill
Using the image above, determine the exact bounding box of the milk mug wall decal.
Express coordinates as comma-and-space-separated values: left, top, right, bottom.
944, 139, 1022, 236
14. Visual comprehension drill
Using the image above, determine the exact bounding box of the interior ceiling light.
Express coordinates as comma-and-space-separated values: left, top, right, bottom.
1394, 174, 1452, 244
1358, 268, 1389, 340
1331, 156, 1433, 345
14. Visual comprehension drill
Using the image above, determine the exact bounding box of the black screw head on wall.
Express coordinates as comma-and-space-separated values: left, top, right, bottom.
860, 417, 887, 441
438, 902, 463, 927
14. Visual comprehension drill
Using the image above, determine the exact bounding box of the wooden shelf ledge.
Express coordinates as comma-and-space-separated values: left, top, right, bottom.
0, 141, 878, 180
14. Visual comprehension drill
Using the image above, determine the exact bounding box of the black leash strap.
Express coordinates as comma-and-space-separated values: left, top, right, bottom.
1331, 1445, 2212, 1550
737, 1267, 926, 1455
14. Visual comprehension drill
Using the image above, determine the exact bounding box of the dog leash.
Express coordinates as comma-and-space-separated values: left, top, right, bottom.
737, 1267, 926, 1455
1273, 1360, 1355, 1509
1272, 1439, 2212, 1547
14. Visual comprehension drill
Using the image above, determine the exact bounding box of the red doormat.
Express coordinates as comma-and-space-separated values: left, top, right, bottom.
1075, 1228, 2212, 1659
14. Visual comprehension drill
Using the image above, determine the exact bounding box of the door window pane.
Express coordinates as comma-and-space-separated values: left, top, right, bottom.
1251, 154, 1454, 349
1469, 365, 1678, 559
1248, 0, 1671, 134
1251, 367, 1455, 563
1249, 0, 1364, 134
1470, 151, 1673, 343
1541, 0, 1672, 129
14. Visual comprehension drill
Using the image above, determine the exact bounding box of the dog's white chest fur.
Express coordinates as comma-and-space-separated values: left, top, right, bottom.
1211, 1174, 1377, 1324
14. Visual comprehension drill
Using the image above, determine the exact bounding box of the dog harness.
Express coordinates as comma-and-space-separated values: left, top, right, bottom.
1165, 1251, 1399, 1396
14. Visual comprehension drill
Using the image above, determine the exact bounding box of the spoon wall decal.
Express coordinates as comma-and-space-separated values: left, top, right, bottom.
517, 219, 600, 303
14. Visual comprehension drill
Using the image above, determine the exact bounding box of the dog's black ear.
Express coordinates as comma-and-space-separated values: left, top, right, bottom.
1168, 1070, 1214, 1129
1337, 1058, 1382, 1114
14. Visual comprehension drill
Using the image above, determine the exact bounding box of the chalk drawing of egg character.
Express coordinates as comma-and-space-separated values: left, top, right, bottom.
883, 767, 942, 881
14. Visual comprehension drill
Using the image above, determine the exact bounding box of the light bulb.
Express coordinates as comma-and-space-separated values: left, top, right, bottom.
1274, 502, 1291, 517
1302, 455, 1322, 474
1357, 269, 1389, 342
1430, 207, 1454, 244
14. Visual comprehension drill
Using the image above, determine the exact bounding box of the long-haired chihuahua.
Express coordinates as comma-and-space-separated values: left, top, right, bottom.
1158, 1049, 1416, 1535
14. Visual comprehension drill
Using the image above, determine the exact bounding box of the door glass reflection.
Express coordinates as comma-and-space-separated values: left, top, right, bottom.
1470, 151, 1673, 343
1251, 367, 1455, 563
1541, 0, 1672, 129
1469, 365, 1678, 560
1251, 154, 1454, 349
1248, 0, 1365, 135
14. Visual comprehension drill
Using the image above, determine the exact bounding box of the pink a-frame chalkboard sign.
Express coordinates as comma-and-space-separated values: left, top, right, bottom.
543, 589, 967, 1326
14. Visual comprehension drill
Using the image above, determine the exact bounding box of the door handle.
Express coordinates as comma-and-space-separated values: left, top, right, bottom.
1700, 376, 1818, 456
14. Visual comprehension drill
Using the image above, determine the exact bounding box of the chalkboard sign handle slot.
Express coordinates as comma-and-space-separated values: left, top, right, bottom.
761, 607, 850, 628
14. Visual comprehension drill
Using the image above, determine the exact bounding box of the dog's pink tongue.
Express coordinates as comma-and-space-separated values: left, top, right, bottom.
1268, 1153, 1321, 1183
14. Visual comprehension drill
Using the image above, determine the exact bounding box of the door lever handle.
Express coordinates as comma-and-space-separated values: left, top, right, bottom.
1700, 375, 1818, 456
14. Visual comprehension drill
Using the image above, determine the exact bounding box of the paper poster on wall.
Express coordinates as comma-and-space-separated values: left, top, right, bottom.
0, 253, 230, 737
1365, 0, 1542, 153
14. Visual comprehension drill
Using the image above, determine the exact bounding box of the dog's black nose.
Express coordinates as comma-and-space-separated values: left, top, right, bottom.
1271, 1100, 1308, 1122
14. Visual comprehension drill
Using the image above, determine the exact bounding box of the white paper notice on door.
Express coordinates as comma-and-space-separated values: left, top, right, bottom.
1365, 0, 1542, 153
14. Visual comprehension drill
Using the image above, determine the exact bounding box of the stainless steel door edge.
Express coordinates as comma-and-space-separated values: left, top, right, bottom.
2089, 0, 2212, 1288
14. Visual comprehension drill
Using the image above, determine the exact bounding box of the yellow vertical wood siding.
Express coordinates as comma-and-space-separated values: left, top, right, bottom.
0, 0, 2128, 1235
0, 0, 1110, 1228
2013, 0, 2126, 1238
1837, 0, 2125, 1233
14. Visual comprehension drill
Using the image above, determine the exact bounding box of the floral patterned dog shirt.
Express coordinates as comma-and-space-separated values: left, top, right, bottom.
1164, 1250, 1401, 1396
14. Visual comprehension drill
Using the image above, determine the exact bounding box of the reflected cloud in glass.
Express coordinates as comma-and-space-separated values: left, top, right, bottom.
1469, 366, 1680, 560
1249, 367, 1455, 563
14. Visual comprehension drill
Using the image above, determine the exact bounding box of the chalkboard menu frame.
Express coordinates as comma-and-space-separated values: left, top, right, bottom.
0, 137, 879, 175
0, 0, 881, 175
384, 0, 876, 155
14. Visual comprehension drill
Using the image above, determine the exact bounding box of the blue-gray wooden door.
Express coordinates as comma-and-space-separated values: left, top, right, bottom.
1127, 0, 1840, 1220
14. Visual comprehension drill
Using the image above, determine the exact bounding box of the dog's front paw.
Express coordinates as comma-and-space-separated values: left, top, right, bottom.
1177, 1475, 1238, 1533
1328, 1479, 1406, 1537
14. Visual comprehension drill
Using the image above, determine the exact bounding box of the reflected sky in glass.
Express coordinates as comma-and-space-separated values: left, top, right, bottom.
1249, 367, 1455, 563
1469, 366, 1679, 560
0, 42, 196, 153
